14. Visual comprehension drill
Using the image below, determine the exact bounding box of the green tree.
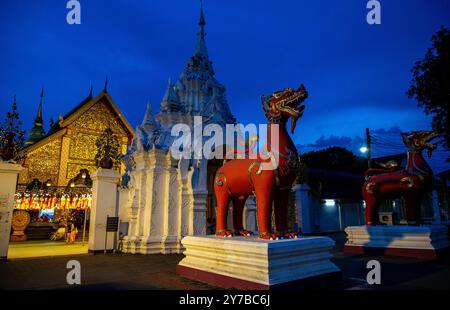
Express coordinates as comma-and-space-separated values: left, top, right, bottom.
0, 96, 25, 161
407, 27, 450, 149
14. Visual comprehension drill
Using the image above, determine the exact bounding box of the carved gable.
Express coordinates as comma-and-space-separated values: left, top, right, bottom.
19, 94, 133, 187
70, 98, 128, 136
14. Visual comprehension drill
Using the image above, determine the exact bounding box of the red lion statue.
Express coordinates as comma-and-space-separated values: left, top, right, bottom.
363, 130, 438, 226
214, 85, 308, 240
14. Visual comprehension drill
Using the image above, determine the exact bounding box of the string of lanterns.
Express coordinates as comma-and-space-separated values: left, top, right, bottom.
14, 192, 92, 210
14, 169, 93, 211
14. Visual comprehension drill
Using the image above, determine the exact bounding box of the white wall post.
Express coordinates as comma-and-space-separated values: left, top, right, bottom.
432, 189, 441, 224
0, 162, 23, 261
88, 168, 120, 253
190, 158, 207, 236
192, 190, 207, 236
292, 183, 315, 234
244, 195, 257, 232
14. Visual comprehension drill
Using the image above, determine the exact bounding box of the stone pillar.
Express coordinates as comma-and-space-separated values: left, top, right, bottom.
141, 149, 168, 253
192, 190, 207, 235
292, 183, 315, 234
121, 156, 145, 254
178, 158, 193, 237
126, 187, 140, 238
162, 156, 182, 253
190, 158, 207, 236
180, 181, 193, 236
117, 187, 130, 230
432, 189, 441, 224
244, 195, 257, 232
88, 168, 120, 253
0, 162, 23, 261
133, 151, 147, 238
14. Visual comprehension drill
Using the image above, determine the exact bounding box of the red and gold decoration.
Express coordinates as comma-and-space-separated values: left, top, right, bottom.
362, 130, 438, 226
10, 210, 31, 241
214, 85, 308, 240
14, 192, 92, 211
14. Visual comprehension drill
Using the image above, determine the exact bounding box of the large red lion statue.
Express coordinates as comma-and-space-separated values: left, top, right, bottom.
363, 130, 438, 226
214, 85, 308, 240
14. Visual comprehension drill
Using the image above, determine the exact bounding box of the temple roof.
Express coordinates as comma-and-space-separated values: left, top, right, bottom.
26, 88, 46, 145
21, 89, 134, 153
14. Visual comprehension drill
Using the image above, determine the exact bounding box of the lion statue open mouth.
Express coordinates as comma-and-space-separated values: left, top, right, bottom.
215, 84, 308, 239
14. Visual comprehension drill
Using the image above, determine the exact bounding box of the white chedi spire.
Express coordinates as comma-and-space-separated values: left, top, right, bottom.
160, 78, 181, 112
195, 2, 208, 57
142, 100, 156, 125
130, 100, 158, 152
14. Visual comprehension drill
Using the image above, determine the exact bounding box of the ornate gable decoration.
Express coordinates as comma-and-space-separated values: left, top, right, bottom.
71, 99, 128, 136
64, 92, 133, 138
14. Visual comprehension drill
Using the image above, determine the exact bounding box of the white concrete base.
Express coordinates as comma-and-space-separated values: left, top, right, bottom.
177, 235, 340, 289
121, 235, 183, 254
344, 225, 450, 259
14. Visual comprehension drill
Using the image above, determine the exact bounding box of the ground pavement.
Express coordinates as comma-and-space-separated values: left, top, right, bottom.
1, 233, 449, 290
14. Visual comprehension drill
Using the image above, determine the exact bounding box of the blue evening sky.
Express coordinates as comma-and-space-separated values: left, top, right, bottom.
1, 0, 449, 170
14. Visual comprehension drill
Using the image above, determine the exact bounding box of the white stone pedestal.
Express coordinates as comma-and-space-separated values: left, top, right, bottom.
88, 168, 120, 254
344, 225, 450, 260
0, 162, 23, 261
177, 235, 341, 290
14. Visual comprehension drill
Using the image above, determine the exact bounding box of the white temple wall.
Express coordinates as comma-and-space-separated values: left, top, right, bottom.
134, 152, 146, 238
121, 149, 207, 254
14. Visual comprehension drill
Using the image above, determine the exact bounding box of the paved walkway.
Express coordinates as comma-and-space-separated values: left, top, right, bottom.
0, 253, 215, 290
1, 233, 449, 290
8, 241, 88, 259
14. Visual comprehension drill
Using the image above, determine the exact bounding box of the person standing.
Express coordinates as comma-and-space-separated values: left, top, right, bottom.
68, 221, 77, 243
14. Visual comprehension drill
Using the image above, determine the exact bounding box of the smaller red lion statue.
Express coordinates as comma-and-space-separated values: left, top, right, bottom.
362, 130, 438, 226
214, 85, 308, 240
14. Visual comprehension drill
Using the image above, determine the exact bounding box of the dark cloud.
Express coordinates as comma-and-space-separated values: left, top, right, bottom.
371, 126, 403, 136
298, 127, 407, 153
298, 127, 404, 155
298, 134, 365, 155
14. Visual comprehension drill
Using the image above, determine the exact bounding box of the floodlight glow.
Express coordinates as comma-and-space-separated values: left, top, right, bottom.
360, 146, 368, 153
324, 199, 335, 207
